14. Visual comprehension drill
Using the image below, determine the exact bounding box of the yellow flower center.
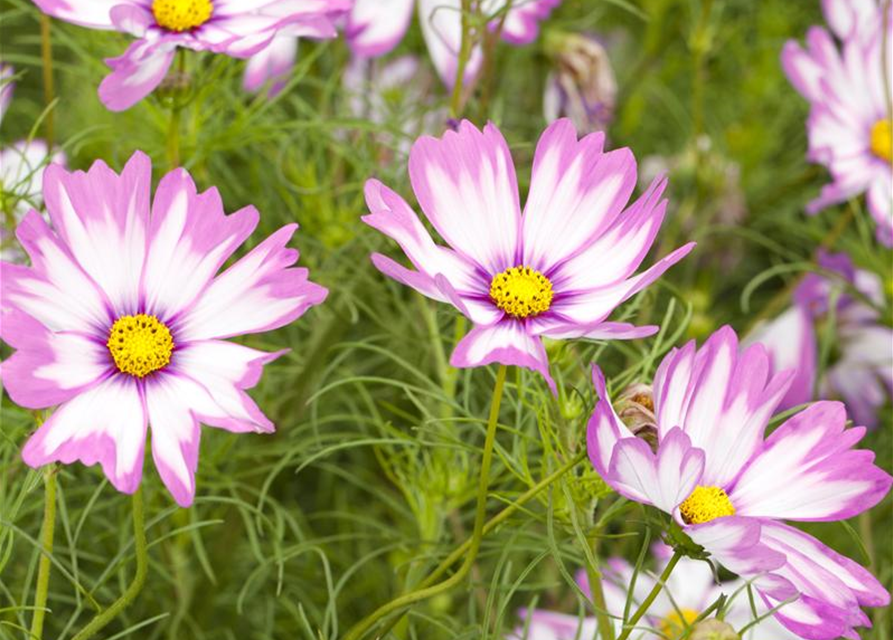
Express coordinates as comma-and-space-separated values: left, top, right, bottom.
659, 608, 700, 638
489, 266, 554, 318
152, 0, 213, 32
107, 314, 174, 378
870, 119, 892, 163
678, 485, 735, 525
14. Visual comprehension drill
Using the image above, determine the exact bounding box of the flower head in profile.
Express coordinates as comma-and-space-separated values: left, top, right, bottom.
782, 0, 892, 245
363, 118, 693, 390
587, 326, 892, 639
0, 64, 66, 261
514, 544, 800, 640
748, 250, 892, 428
0, 151, 327, 506
346, 0, 561, 88
31, 0, 352, 110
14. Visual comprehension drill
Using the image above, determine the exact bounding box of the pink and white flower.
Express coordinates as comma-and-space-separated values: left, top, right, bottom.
748, 250, 892, 428
342, 54, 446, 156
587, 325, 891, 639
363, 118, 694, 390
242, 2, 352, 96
782, 0, 893, 245
0, 64, 66, 262
0, 151, 327, 506
515, 545, 801, 640
346, 0, 561, 88
0, 64, 13, 127
31, 0, 351, 111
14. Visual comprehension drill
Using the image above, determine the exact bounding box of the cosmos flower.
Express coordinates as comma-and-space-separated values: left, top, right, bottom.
31, 0, 351, 111
748, 250, 892, 428
0, 64, 66, 262
514, 545, 801, 640
543, 32, 617, 135
782, 0, 892, 245
363, 118, 693, 390
0, 64, 13, 126
587, 325, 892, 639
0, 151, 327, 506
242, 2, 352, 96
342, 54, 446, 156
346, 0, 561, 88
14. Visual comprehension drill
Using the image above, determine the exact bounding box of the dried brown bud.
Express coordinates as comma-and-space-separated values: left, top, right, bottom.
615, 383, 658, 453
543, 32, 617, 134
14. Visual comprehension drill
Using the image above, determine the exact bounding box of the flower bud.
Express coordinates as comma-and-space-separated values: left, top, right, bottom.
616, 383, 658, 453
543, 31, 617, 134
690, 618, 740, 640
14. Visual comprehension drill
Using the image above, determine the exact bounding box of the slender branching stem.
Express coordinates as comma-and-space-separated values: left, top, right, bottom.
29, 465, 58, 640
40, 14, 55, 146
342, 365, 509, 640
616, 549, 683, 640
71, 488, 149, 640
449, 0, 475, 119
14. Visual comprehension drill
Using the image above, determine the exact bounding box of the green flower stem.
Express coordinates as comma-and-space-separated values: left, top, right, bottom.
360, 438, 588, 640
71, 487, 149, 640
423, 449, 587, 588
448, 0, 474, 119
40, 14, 55, 147
616, 549, 683, 640
29, 466, 58, 640
586, 555, 616, 640
342, 364, 509, 640
166, 50, 186, 169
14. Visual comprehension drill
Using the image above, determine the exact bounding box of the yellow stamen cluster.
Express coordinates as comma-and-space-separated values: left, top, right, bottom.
489, 266, 554, 318
870, 119, 892, 164
678, 485, 735, 525
660, 608, 700, 638
152, 0, 213, 32
107, 314, 174, 378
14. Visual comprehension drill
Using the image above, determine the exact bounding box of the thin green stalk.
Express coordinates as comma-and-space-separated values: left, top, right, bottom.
586, 554, 616, 640
365, 450, 588, 639
71, 488, 149, 640
449, 0, 475, 119
616, 549, 683, 640
342, 365, 509, 640
29, 466, 58, 640
166, 50, 186, 169
40, 14, 55, 146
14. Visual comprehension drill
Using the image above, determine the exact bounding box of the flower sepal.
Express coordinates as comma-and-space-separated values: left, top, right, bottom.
661, 512, 709, 561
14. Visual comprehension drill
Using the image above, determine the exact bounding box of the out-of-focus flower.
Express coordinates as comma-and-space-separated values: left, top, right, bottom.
0, 64, 66, 262
31, 0, 351, 110
0, 64, 13, 127
363, 118, 693, 391
782, 0, 892, 245
748, 250, 892, 428
0, 151, 327, 506
243, 2, 352, 96
346, 0, 561, 88
587, 325, 892, 639
542, 32, 616, 135
1, 141, 66, 259
514, 544, 798, 640
342, 54, 446, 156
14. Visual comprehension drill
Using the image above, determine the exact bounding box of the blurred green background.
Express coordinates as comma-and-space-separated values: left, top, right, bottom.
0, 0, 890, 638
